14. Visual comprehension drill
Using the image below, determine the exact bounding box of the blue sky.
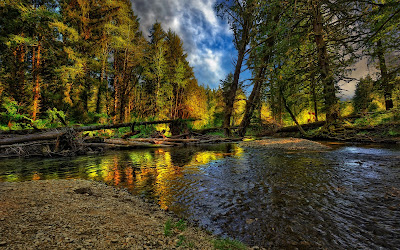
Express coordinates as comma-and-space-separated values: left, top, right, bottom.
131, 0, 237, 89
130, 0, 371, 98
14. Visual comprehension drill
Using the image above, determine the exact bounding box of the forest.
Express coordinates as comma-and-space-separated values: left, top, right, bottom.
1, 1, 400, 249
0, 0, 399, 138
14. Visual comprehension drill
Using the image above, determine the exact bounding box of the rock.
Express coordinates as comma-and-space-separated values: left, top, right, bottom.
111, 239, 118, 243
0, 242, 7, 246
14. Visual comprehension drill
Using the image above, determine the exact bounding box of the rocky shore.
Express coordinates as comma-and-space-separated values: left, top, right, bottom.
0, 180, 220, 249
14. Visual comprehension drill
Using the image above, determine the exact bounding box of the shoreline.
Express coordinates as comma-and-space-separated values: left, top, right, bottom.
0, 179, 228, 249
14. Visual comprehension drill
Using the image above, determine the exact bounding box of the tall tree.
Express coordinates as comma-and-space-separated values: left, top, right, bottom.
216, 0, 258, 136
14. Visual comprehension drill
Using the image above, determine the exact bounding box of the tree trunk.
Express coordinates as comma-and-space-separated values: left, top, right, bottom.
310, 72, 319, 121
312, 1, 339, 123
376, 39, 394, 110
113, 55, 119, 123
32, 39, 42, 121
280, 88, 306, 136
96, 53, 107, 114
238, 66, 266, 137
223, 20, 250, 136
13, 44, 26, 105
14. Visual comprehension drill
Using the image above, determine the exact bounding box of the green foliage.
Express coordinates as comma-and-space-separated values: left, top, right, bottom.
388, 129, 399, 137
46, 108, 65, 123
213, 238, 246, 250
0, 98, 33, 129
352, 110, 399, 127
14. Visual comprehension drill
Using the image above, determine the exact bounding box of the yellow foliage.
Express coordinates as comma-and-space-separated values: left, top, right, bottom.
341, 102, 354, 117
155, 124, 171, 137
260, 104, 273, 122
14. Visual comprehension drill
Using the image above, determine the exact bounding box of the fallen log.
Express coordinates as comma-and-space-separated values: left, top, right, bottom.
0, 131, 65, 146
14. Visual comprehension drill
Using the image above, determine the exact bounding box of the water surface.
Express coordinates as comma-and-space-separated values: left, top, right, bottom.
1, 142, 399, 248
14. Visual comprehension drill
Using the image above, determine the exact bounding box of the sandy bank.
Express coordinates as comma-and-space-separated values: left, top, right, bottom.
0, 179, 220, 249
241, 137, 330, 151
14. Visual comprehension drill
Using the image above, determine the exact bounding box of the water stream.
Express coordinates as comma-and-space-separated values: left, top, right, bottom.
1, 142, 399, 248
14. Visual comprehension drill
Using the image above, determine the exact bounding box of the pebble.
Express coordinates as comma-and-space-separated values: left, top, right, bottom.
246, 218, 254, 225
0, 242, 7, 246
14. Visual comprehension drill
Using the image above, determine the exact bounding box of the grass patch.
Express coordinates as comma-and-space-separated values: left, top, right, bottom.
176, 235, 186, 247
164, 219, 186, 237
213, 238, 246, 250
163, 219, 196, 248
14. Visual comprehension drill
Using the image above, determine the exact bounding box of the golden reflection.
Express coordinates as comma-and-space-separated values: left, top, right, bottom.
2, 144, 243, 210
134, 145, 243, 210
113, 157, 121, 186
125, 167, 134, 189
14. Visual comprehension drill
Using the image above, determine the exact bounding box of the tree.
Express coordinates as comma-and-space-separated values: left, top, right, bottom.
353, 75, 374, 113
359, 0, 400, 110
216, 0, 258, 136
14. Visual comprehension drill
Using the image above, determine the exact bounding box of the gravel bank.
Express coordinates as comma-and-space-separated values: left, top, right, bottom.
241, 137, 331, 151
0, 180, 218, 249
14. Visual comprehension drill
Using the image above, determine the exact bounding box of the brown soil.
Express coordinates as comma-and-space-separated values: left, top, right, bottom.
0, 180, 220, 249
241, 137, 331, 151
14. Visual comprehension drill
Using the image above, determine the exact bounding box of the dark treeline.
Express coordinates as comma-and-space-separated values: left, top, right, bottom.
0, 0, 399, 135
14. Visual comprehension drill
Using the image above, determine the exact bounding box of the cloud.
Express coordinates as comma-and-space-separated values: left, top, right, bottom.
131, 0, 234, 87
338, 57, 378, 99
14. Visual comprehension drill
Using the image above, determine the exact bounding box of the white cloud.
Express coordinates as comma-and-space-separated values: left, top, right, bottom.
339, 57, 378, 99
131, 0, 232, 87
189, 48, 225, 85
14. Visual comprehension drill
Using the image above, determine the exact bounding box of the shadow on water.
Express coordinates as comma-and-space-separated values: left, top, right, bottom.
1, 142, 400, 248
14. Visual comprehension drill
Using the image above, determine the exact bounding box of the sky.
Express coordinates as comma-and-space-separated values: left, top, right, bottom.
131, 0, 235, 89
130, 0, 373, 98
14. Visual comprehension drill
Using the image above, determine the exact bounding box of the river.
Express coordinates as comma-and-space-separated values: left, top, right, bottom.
1, 142, 399, 248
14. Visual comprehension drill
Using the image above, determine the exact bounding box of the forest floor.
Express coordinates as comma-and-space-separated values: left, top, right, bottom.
0, 179, 238, 250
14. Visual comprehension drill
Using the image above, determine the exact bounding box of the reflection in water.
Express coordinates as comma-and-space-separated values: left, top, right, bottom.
0, 143, 399, 248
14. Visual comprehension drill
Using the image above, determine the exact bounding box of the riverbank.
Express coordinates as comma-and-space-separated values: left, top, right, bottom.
241, 137, 331, 151
0, 179, 237, 249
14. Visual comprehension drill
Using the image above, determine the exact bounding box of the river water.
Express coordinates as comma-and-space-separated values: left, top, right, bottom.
1, 142, 399, 248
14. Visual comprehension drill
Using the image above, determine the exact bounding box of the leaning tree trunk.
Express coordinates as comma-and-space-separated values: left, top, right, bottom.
312, 1, 339, 123
376, 39, 394, 110
280, 88, 306, 136
223, 19, 250, 137
238, 66, 266, 137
